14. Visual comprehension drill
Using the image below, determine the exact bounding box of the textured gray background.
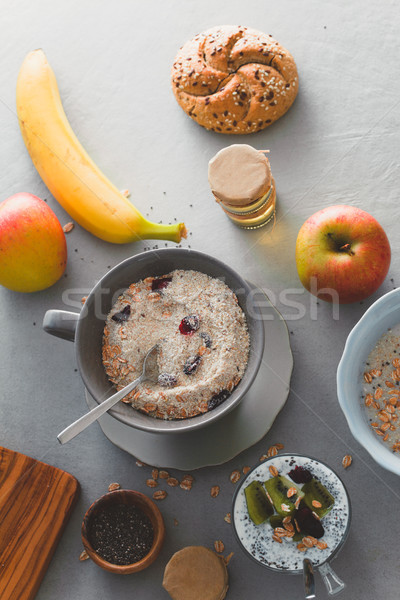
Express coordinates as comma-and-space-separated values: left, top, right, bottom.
1, 1, 400, 598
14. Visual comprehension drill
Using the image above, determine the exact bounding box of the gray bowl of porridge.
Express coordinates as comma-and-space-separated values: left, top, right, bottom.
337, 287, 400, 476
43, 249, 264, 434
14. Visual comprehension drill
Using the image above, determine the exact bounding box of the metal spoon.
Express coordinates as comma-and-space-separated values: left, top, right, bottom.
303, 559, 316, 599
57, 344, 160, 444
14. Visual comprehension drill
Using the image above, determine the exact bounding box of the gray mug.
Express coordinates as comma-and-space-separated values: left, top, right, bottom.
43, 248, 265, 434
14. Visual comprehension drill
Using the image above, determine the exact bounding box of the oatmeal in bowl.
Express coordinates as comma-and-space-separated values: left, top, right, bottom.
103, 269, 250, 420
337, 287, 400, 476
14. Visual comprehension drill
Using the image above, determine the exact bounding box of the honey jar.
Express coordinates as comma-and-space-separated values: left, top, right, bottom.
208, 144, 276, 229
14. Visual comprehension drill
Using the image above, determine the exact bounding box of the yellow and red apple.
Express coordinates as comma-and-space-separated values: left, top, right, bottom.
295, 205, 391, 303
0, 193, 67, 292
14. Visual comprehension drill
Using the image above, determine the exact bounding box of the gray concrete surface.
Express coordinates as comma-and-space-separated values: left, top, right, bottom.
1, 1, 400, 598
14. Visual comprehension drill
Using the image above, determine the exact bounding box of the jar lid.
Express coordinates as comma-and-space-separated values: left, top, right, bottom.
208, 144, 272, 207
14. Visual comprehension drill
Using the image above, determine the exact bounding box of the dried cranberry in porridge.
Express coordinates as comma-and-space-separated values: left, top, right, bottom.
102, 270, 250, 419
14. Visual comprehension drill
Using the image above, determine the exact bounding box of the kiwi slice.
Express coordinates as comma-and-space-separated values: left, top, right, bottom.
302, 478, 335, 518
269, 514, 284, 529
264, 476, 305, 516
244, 480, 274, 525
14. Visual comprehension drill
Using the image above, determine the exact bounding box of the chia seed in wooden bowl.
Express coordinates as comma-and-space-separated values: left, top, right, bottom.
81, 490, 165, 574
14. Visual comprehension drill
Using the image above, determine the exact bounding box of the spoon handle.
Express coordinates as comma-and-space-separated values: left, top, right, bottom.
303, 559, 316, 599
57, 376, 142, 444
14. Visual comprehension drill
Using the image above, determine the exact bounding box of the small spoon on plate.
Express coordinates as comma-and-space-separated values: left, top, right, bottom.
57, 344, 160, 444
303, 559, 316, 599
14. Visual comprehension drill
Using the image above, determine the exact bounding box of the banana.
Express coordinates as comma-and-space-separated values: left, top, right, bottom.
16, 50, 187, 244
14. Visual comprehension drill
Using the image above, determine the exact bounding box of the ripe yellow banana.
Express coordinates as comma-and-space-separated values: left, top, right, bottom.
16, 50, 187, 244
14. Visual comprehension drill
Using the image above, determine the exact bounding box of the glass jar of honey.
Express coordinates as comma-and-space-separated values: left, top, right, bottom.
208, 144, 276, 229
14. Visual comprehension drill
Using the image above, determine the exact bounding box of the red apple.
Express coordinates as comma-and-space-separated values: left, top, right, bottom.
0, 193, 67, 292
295, 205, 391, 303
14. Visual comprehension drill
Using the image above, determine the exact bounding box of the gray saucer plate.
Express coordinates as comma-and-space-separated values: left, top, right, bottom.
85, 284, 293, 470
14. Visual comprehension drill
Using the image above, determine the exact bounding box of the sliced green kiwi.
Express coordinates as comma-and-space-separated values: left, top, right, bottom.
264, 476, 305, 516
301, 478, 335, 518
269, 514, 284, 529
244, 480, 274, 525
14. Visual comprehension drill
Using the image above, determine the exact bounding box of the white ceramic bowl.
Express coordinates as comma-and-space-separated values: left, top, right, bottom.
337, 288, 400, 476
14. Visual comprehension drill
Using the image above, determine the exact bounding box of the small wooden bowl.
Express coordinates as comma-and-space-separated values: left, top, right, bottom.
81, 489, 165, 574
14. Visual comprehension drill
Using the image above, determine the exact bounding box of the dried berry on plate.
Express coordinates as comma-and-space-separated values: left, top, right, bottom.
288, 465, 313, 484
295, 507, 324, 539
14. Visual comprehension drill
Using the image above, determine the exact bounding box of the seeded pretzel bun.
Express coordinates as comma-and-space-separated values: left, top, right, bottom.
171, 25, 298, 134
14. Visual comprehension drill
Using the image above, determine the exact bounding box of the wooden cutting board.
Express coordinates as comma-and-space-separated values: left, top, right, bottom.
0, 447, 80, 600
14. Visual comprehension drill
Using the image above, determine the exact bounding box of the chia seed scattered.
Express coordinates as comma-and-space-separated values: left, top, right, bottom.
88, 504, 154, 565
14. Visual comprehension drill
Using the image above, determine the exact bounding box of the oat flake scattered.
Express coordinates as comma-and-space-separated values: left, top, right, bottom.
230, 470, 241, 483
153, 490, 167, 500
267, 445, 278, 457
210, 485, 220, 498
167, 477, 179, 487
63, 222, 74, 233
146, 478, 158, 488
180, 480, 192, 491
108, 482, 121, 492
79, 549, 89, 561
342, 455, 352, 469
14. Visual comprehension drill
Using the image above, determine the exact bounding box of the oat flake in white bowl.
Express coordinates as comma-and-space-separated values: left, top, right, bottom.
337, 287, 400, 476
